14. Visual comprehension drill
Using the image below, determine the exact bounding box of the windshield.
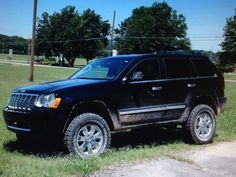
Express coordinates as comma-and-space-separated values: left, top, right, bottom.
70, 57, 132, 80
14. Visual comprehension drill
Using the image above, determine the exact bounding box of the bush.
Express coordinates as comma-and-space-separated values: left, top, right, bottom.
216, 51, 236, 73
216, 63, 235, 73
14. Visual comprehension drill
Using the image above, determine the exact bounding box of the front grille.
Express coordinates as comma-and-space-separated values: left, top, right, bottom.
7, 93, 38, 111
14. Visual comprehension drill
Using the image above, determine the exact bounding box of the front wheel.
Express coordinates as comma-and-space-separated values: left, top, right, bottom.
64, 113, 111, 158
186, 104, 216, 144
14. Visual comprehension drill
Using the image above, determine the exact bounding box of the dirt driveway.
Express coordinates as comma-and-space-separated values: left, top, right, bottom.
91, 140, 236, 177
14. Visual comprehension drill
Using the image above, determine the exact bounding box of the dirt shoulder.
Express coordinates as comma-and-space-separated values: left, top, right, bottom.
91, 140, 236, 177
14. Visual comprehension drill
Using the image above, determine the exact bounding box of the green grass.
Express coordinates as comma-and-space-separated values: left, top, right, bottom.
0, 53, 29, 61
0, 63, 236, 177
224, 73, 236, 80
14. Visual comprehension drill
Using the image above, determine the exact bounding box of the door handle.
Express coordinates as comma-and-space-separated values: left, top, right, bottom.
152, 86, 163, 91
187, 83, 197, 88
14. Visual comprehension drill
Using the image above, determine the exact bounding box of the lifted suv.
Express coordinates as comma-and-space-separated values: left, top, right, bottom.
3, 52, 226, 158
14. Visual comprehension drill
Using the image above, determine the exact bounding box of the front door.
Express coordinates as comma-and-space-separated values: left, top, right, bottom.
116, 58, 167, 125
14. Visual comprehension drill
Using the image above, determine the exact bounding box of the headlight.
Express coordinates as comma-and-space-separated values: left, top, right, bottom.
35, 93, 61, 109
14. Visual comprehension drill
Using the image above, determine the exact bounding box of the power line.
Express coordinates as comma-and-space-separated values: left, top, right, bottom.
1, 35, 236, 45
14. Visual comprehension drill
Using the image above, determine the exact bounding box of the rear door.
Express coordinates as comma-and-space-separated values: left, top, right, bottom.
161, 57, 194, 120
190, 57, 221, 102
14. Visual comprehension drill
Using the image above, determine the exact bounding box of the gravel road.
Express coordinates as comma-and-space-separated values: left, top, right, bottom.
91, 140, 236, 177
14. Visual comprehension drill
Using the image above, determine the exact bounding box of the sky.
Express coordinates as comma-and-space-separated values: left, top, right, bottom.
0, 0, 235, 52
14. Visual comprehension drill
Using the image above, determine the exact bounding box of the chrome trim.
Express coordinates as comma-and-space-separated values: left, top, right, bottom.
129, 76, 216, 84
119, 105, 186, 115
130, 78, 190, 84
7, 93, 38, 111
130, 80, 160, 84
11, 93, 38, 97
7, 125, 31, 132
191, 76, 216, 79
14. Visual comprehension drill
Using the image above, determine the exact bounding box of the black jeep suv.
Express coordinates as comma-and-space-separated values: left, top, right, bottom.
3, 52, 226, 158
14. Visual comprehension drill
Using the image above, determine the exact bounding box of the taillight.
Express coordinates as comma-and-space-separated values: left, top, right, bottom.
220, 79, 225, 90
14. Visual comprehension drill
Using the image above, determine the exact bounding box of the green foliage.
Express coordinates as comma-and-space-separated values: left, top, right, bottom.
217, 9, 236, 72
216, 51, 236, 72
117, 2, 191, 54
192, 50, 218, 61
0, 34, 28, 54
221, 9, 236, 52
80, 9, 110, 63
36, 6, 110, 66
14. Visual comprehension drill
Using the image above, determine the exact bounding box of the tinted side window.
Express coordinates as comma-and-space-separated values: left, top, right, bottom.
130, 59, 159, 81
164, 58, 191, 79
191, 58, 216, 77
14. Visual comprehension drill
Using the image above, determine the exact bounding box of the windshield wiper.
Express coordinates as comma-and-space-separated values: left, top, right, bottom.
77, 77, 92, 79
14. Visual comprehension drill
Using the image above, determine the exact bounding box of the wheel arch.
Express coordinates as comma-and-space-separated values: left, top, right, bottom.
62, 100, 120, 134
189, 95, 218, 115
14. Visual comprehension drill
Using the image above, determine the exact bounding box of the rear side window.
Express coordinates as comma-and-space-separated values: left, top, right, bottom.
191, 58, 216, 77
164, 58, 191, 79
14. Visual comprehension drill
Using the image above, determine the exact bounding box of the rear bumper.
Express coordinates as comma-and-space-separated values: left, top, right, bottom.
218, 97, 227, 114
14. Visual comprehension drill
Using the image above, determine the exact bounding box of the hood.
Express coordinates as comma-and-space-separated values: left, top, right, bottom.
14, 79, 110, 94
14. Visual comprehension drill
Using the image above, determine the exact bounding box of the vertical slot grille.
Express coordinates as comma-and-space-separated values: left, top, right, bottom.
8, 93, 38, 111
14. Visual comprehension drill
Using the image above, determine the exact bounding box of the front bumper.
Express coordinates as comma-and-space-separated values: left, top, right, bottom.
3, 107, 66, 135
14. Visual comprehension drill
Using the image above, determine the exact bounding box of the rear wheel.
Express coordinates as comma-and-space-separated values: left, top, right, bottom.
64, 113, 111, 158
186, 104, 216, 144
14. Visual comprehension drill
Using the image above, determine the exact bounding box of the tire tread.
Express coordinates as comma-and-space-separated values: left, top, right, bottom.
186, 104, 216, 144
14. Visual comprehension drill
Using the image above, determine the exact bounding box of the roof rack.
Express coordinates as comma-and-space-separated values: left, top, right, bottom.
153, 50, 202, 55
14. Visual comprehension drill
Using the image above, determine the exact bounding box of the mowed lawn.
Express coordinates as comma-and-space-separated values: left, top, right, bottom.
0, 63, 236, 177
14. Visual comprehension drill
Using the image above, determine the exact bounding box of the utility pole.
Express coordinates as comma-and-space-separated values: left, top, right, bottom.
110, 11, 116, 56
29, 0, 37, 82
27, 41, 31, 64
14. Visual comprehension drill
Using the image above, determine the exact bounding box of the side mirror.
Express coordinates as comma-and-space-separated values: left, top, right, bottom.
131, 71, 144, 81
122, 77, 129, 84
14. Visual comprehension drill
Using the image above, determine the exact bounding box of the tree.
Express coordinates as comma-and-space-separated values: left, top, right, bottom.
221, 9, 236, 52
218, 9, 236, 71
80, 9, 110, 63
36, 6, 110, 66
117, 2, 191, 54
0, 34, 28, 54
36, 12, 53, 58
36, 6, 80, 66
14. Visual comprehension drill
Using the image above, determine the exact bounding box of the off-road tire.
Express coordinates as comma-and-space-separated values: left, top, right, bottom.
186, 104, 216, 144
64, 113, 111, 158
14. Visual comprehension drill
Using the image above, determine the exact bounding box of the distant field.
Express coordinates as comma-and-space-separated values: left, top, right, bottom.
0, 53, 29, 61
0, 53, 87, 66
0, 63, 235, 177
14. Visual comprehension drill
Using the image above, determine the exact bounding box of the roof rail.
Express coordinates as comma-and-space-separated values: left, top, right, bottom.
153, 50, 202, 55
